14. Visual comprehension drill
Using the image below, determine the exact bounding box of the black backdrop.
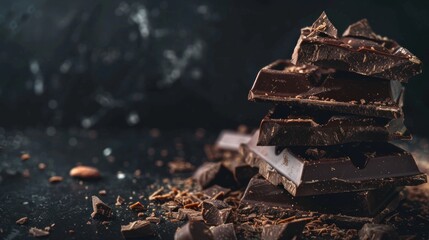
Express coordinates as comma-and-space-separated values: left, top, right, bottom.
1, 0, 429, 135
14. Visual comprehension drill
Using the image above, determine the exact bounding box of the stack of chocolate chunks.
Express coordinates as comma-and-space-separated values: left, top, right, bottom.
242, 12, 427, 219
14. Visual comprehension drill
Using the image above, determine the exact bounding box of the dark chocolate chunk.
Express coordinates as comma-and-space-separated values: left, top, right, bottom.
29, 227, 50, 237
91, 196, 113, 220
258, 105, 410, 146
202, 200, 232, 226
261, 218, 310, 240
358, 224, 399, 240
222, 158, 258, 186
292, 13, 422, 82
211, 223, 237, 240
240, 176, 401, 218
242, 131, 426, 196
121, 220, 155, 239
193, 162, 235, 189
174, 221, 214, 240
249, 59, 404, 119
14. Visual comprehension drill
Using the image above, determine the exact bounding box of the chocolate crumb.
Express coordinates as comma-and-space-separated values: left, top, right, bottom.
69, 166, 101, 179
29, 227, 49, 237
115, 195, 125, 206
129, 201, 145, 212
21, 153, 31, 161
48, 176, 63, 183
16, 217, 29, 225
91, 196, 113, 220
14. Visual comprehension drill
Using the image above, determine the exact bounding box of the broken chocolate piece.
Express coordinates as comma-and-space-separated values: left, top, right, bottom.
292, 13, 422, 82
210, 223, 237, 240
242, 131, 426, 196
358, 224, 399, 240
261, 218, 310, 240
115, 195, 125, 206
29, 227, 49, 237
121, 220, 155, 239
258, 105, 410, 146
202, 200, 232, 226
174, 221, 214, 240
308, 11, 338, 38
193, 162, 235, 189
91, 196, 113, 220
249, 59, 404, 119
240, 176, 401, 218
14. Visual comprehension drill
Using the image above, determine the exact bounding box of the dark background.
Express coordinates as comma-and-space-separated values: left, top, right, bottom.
1, 0, 429, 135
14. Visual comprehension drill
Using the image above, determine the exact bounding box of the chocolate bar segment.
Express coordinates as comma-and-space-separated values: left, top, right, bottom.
241, 131, 426, 196
240, 176, 401, 220
292, 13, 422, 82
248, 59, 403, 119
258, 105, 410, 146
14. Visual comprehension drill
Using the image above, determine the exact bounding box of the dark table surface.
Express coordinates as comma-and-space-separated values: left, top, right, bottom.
0, 128, 428, 240
0, 128, 219, 240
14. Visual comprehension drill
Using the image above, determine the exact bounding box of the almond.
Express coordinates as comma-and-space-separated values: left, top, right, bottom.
69, 166, 100, 179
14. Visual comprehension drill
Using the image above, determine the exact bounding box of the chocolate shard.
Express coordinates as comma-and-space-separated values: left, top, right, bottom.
292, 13, 422, 82
240, 176, 401, 219
91, 196, 113, 220
202, 200, 232, 226
174, 221, 214, 240
308, 11, 338, 38
29, 227, 50, 237
222, 158, 258, 186
342, 19, 379, 40
261, 218, 310, 240
193, 162, 235, 189
241, 131, 426, 196
249, 59, 404, 119
121, 220, 155, 239
211, 223, 237, 240
358, 224, 399, 240
258, 105, 410, 146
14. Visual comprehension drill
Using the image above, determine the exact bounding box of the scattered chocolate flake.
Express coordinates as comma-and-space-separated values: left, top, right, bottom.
129, 201, 145, 212
22, 169, 30, 178
69, 166, 101, 179
68, 230, 75, 235
121, 220, 155, 239
137, 212, 145, 218
91, 196, 113, 220
98, 190, 107, 195
29, 227, 49, 237
149, 187, 165, 201
115, 195, 125, 206
16, 216, 28, 225
168, 160, 195, 174
134, 169, 142, 177
38, 163, 47, 170
358, 223, 399, 240
174, 221, 214, 240
48, 176, 63, 183
146, 216, 161, 224
21, 153, 31, 161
